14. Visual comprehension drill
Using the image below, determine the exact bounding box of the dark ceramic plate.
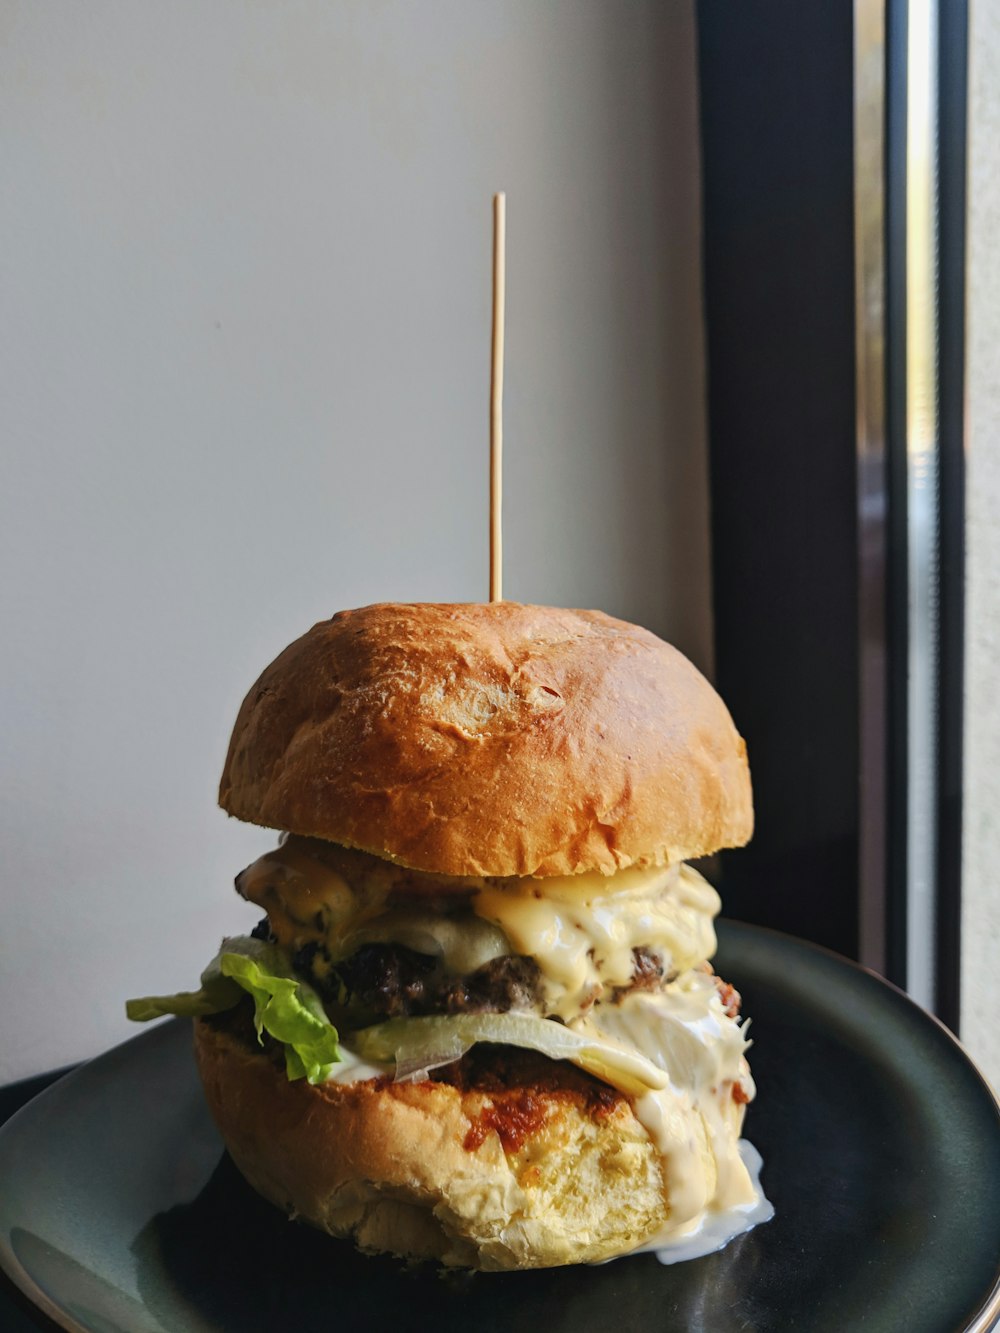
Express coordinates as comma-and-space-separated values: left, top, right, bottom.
1, 922, 998, 1333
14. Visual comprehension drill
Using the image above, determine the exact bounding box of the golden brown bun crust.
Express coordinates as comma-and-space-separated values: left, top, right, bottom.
193, 1020, 682, 1269
219, 602, 752, 877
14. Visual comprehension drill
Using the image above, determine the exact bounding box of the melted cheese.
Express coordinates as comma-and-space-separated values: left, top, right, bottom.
236, 840, 720, 1017
236, 842, 364, 945
237, 844, 512, 974
471, 863, 719, 1018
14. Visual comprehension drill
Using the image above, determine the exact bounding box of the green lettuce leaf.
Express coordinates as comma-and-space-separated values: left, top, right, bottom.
351, 1012, 669, 1097
126, 936, 341, 1084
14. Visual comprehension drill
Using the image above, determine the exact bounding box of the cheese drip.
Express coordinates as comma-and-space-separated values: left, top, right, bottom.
236, 839, 719, 1017
582, 973, 758, 1242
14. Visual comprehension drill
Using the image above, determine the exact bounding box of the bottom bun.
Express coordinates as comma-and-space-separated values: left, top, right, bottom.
193, 1017, 683, 1270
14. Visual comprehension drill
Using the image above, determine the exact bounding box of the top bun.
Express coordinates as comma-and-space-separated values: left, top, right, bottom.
219, 603, 752, 878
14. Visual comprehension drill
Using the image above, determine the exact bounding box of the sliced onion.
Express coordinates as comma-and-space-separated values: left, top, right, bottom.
351, 1012, 669, 1096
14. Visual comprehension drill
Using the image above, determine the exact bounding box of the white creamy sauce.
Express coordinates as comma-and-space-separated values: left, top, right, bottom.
582, 979, 759, 1243
625, 1140, 774, 1265
323, 1044, 391, 1085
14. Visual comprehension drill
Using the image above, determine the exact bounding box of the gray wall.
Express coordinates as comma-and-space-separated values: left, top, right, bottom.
0, 2, 710, 1080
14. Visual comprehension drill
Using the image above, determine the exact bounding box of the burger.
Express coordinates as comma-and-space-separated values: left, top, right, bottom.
127, 601, 771, 1269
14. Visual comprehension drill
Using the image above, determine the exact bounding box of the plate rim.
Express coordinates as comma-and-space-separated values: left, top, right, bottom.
719, 921, 1000, 1333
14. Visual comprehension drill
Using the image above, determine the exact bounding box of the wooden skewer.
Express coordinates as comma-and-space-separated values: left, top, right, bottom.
490, 192, 506, 603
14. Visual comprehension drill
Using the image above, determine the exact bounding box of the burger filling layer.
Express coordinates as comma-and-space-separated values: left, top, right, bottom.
128, 835, 768, 1259
234, 838, 764, 1241
236, 836, 720, 1022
